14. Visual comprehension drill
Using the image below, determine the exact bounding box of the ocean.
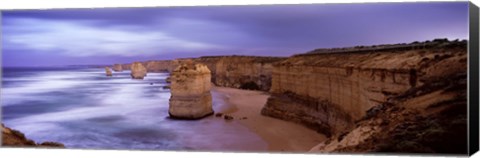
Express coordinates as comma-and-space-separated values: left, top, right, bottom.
1, 67, 267, 151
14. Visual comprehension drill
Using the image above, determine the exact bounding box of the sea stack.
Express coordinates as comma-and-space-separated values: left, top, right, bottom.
130, 62, 147, 79
113, 64, 123, 72
105, 67, 113, 76
168, 61, 213, 119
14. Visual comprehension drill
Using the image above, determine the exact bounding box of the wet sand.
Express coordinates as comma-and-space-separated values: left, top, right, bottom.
212, 86, 326, 152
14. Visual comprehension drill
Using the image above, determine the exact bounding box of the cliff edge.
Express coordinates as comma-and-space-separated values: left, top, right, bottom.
261, 39, 467, 154
2, 123, 65, 148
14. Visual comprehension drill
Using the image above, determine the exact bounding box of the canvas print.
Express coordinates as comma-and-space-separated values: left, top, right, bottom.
0, 2, 473, 155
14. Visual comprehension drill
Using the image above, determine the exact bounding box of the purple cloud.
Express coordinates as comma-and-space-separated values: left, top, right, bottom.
1, 2, 469, 67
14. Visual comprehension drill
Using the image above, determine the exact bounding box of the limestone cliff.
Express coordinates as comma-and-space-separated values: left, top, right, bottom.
113, 64, 124, 72
306, 40, 468, 154
150, 56, 285, 91
2, 124, 65, 148
121, 63, 131, 70
195, 56, 285, 91
309, 71, 467, 154
104, 39, 466, 154
261, 39, 467, 137
144, 60, 174, 72
113, 56, 285, 91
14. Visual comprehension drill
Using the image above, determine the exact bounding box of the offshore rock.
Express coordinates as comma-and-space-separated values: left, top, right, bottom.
168, 62, 213, 119
105, 67, 113, 76
116, 56, 285, 92
130, 62, 147, 79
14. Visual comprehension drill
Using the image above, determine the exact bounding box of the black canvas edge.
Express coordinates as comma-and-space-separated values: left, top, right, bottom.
469, 1, 479, 156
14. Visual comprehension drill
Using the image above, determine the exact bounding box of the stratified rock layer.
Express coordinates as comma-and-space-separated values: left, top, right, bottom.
310, 71, 468, 154
196, 56, 284, 91
168, 62, 213, 119
130, 62, 147, 79
105, 67, 112, 76
145, 60, 174, 72
261, 39, 467, 137
307, 40, 468, 154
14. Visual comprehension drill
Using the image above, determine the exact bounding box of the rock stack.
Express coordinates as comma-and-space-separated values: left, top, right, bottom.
130, 62, 147, 79
112, 64, 123, 72
105, 67, 113, 76
168, 61, 213, 119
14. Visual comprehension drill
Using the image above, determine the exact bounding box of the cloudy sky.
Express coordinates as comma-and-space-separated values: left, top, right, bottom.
2, 2, 469, 67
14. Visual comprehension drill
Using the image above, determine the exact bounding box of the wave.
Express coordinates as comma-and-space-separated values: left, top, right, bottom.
2, 68, 267, 150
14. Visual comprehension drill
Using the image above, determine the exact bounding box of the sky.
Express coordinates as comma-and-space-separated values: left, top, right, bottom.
1, 2, 470, 67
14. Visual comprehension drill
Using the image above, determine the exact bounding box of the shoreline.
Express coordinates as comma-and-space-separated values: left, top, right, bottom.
212, 86, 326, 152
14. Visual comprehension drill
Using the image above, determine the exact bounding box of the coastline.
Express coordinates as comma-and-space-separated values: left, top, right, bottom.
212, 86, 326, 152
2, 123, 65, 148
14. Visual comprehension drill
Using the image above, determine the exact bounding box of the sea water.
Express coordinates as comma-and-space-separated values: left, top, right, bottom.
1, 67, 267, 151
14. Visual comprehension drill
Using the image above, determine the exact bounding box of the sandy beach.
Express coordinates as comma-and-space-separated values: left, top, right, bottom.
212, 86, 326, 152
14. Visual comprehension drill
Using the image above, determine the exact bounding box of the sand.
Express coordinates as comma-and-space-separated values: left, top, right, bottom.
212, 86, 326, 152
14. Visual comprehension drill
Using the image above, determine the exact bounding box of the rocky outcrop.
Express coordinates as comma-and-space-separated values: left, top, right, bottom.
168, 62, 214, 119
310, 71, 468, 154
2, 124, 65, 148
196, 56, 285, 91
173, 56, 285, 91
308, 39, 469, 154
105, 67, 112, 76
130, 62, 147, 79
113, 56, 285, 91
112, 64, 123, 72
114, 61, 171, 73
122, 64, 131, 70
144, 60, 174, 72
261, 39, 467, 137
104, 39, 466, 154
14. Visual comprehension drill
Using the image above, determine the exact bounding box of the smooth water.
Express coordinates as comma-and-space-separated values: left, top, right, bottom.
1, 67, 267, 151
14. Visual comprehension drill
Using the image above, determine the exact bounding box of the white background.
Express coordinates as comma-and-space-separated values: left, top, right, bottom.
0, 0, 479, 158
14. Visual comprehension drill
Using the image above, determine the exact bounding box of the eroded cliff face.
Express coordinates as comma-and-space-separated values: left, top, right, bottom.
144, 60, 174, 72
121, 63, 131, 70
261, 40, 467, 137
309, 70, 467, 154
317, 40, 468, 154
195, 56, 285, 91
112, 64, 123, 72
113, 56, 285, 91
